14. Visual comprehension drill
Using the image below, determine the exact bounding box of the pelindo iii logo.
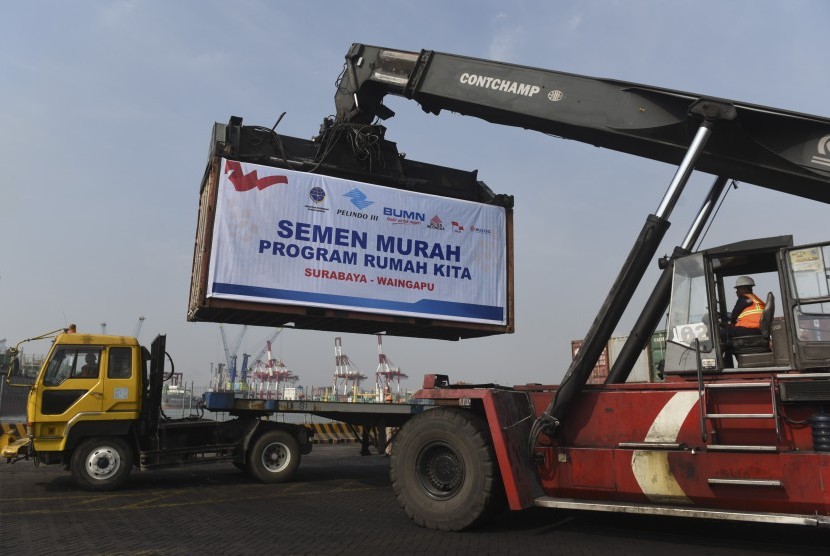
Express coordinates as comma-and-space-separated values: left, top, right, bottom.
344, 188, 374, 210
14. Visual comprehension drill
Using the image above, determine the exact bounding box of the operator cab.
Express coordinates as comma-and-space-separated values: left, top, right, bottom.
663, 235, 830, 375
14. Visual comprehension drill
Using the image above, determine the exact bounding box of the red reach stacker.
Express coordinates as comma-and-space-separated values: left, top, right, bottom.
329, 44, 830, 530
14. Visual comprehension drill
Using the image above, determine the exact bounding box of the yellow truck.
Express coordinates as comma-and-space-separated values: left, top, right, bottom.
3, 330, 313, 490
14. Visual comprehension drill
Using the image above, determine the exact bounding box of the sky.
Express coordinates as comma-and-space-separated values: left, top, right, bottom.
2, 0, 829, 392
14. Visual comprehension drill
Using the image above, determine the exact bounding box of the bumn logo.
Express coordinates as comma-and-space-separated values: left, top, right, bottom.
383, 207, 425, 221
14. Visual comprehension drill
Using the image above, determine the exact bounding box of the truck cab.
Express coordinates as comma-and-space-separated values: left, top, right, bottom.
665, 236, 830, 375
29, 334, 144, 460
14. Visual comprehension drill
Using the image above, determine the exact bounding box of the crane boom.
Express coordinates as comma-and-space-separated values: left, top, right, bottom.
133, 316, 145, 339
335, 44, 830, 204
250, 328, 283, 368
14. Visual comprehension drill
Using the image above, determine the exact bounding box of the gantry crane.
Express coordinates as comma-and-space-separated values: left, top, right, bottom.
248, 328, 283, 372
375, 335, 408, 402
332, 337, 367, 402
219, 324, 247, 389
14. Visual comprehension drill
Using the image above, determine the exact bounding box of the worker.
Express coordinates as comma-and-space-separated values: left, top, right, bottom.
723, 276, 766, 337
66, 323, 76, 334
719, 276, 766, 367
79, 353, 98, 378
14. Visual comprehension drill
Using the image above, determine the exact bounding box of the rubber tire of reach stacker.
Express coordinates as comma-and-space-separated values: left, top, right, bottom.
391, 407, 506, 531
70, 436, 133, 491
247, 429, 300, 484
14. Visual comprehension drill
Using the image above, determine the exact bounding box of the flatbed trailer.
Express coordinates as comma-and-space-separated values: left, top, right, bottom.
203, 392, 429, 454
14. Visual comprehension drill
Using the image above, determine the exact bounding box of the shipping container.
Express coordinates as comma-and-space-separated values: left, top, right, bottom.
188, 117, 515, 340
607, 335, 651, 382
570, 340, 609, 384
649, 330, 667, 382
572, 335, 660, 384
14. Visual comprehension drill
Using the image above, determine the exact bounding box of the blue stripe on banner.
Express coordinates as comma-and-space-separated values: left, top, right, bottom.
212, 282, 504, 321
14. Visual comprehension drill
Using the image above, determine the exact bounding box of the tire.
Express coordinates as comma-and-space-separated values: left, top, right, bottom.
390, 407, 505, 531
246, 429, 300, 484
70, 437, 133, 491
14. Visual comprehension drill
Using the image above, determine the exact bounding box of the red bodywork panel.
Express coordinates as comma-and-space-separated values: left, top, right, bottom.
414, 374, 830, 517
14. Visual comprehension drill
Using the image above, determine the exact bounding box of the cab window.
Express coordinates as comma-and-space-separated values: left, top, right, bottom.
43, 348, 102, 385
788, 245, 830, 299
108, 347, 132, 379
788, 244, 830, 343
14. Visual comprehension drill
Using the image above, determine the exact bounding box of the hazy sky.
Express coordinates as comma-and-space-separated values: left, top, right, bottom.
2, 1, 829, 391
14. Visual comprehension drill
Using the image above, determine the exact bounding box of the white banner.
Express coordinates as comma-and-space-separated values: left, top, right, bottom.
208, 159, 507, 325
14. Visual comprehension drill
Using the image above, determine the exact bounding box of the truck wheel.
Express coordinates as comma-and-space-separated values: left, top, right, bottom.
247, 429, 300, 484
391, 407, 505, 531
70, 437, 133, 491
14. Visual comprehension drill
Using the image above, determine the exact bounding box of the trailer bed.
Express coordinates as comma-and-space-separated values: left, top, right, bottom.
203, 392, 429, 428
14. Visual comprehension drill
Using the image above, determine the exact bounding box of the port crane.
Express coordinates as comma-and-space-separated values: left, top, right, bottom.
219, 324, 247, 388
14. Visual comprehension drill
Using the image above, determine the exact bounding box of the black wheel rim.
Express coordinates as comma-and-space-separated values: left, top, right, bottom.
416, 441, 464, 500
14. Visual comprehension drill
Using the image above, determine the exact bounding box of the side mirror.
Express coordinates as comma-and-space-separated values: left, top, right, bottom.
5, 355, 20, 383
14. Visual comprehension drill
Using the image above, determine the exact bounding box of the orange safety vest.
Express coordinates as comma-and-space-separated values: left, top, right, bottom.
735, 292, 765, 328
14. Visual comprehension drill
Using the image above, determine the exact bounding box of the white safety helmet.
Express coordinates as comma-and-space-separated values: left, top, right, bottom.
735, 276, 755, 288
